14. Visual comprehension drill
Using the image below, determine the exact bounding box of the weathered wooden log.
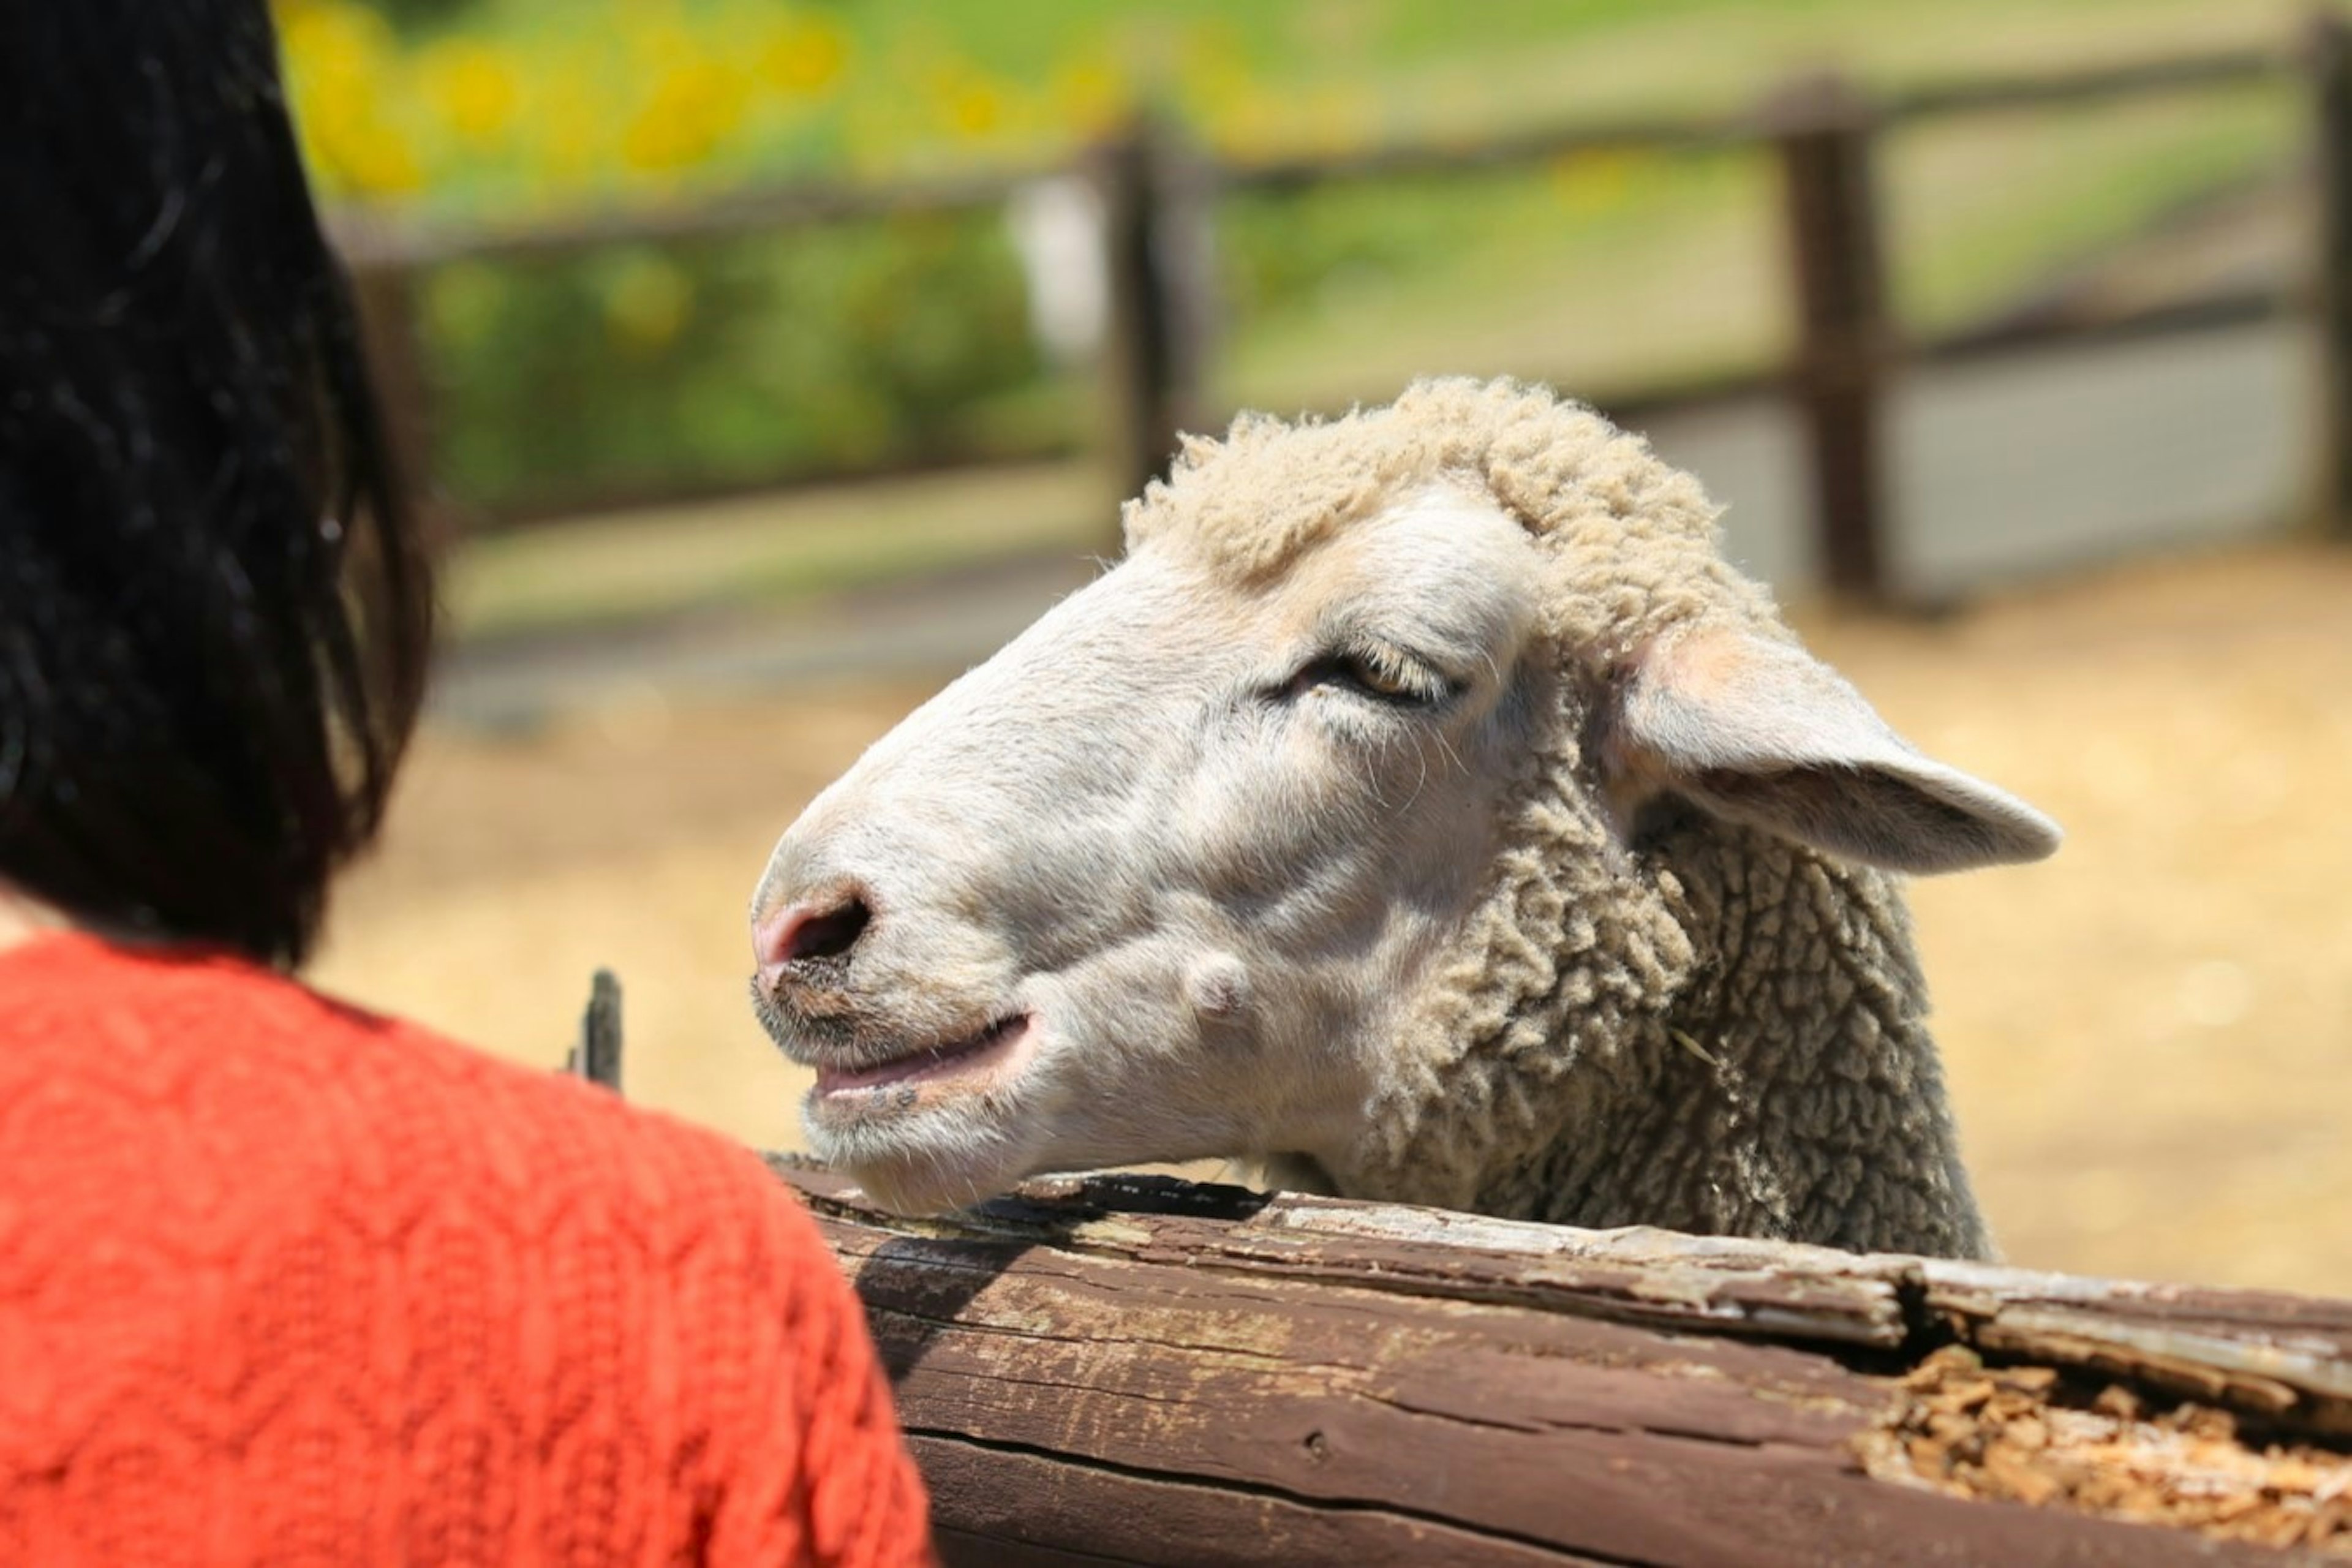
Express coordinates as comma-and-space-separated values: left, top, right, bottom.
770, 1160, 2352, 1566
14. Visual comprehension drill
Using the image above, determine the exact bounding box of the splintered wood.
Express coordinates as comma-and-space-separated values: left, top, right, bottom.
1866, 1345, 2352, 1555
773, 1163, 2352, 1567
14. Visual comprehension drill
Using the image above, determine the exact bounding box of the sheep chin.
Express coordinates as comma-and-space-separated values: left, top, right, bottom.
811, 1102, 1045, 1219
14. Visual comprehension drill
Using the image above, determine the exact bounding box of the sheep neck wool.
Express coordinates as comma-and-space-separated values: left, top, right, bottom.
0, 933, 933, 1567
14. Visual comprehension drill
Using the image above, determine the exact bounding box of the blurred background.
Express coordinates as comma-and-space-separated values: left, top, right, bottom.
280, 0, 2352, 1295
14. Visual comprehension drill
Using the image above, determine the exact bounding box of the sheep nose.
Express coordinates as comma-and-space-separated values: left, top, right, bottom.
753, 885, 874, 988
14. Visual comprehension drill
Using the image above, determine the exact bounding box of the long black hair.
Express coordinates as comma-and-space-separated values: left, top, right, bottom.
0, 1, 436, 968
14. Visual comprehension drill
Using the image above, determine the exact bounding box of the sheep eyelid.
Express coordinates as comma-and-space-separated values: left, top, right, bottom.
1277, 647, 1457, 710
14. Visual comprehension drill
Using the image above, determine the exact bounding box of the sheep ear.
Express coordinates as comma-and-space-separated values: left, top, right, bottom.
1601, 630, 2060, 874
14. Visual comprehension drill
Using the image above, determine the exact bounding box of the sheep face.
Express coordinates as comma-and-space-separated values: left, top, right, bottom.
749, 486, 1550, 1215
750, 379, 2059, 1226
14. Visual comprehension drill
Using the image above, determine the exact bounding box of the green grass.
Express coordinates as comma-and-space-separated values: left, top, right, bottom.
1215, 150, 1785, 415
1208, 83, 2294, 417
1889, 85, 2294, 331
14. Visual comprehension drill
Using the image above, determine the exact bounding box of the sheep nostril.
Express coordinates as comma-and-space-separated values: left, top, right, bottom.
756, 891, 873, 975
786, 898, 870, 963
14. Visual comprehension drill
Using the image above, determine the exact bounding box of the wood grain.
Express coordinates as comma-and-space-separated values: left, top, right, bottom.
774, 1162, 2350, 1565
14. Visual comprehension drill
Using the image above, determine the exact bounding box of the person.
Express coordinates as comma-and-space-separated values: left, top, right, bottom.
0, 4, 933, 1562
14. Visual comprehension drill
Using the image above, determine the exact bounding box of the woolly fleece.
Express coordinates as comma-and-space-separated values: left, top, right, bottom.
1125, 377, 1990, 1258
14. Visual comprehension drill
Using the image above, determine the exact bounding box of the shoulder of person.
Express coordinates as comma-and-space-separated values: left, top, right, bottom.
2, 933, 820, 1273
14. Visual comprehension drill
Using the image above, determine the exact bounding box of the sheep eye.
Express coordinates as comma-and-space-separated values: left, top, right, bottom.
1284, 648, 1448, 708
1340, 653, 1423, 702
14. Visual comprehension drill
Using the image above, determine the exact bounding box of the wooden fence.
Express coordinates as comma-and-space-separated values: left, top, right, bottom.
335, 17, 2352, 607
779, 1161, 2352, 1564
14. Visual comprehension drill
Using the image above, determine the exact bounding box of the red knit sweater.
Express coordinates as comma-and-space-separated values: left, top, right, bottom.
0, 934, 933, 1566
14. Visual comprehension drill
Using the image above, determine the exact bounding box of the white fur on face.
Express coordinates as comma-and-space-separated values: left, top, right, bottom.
750, 486, 1548, 1214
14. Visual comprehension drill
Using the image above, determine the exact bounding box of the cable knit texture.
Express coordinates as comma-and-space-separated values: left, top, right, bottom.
0, 933, 933, 1566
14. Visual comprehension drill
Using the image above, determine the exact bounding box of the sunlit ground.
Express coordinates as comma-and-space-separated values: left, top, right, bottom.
313, 537, 2352, 1298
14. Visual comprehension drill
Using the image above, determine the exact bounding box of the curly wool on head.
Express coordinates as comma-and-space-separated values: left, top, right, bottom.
1125, 376, 1779, 651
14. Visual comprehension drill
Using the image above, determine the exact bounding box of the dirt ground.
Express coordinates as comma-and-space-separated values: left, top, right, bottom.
312, 541, 2352, 1298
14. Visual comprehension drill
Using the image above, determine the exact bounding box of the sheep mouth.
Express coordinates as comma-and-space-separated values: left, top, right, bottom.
808, 1014, 1036, 1106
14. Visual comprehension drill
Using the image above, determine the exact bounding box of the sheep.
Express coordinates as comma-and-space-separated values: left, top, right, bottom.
747, 377, 2059, 1259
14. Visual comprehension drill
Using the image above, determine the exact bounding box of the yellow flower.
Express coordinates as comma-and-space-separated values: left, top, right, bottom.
627, 16, 703, 72
277, 0, 395, 90
1050, 55, 1131, 137
756, 14, 850, 99
943, 77, 1006, 141
337, 123, 426, 195
622, 57, 751, 174
533, 55, 610, 189
296, 90, 421, 197
418, 39, 521, 147
276, 0, 414, 196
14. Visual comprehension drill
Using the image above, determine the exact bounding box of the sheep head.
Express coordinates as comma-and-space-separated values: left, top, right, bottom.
748, 379, 2057, 1220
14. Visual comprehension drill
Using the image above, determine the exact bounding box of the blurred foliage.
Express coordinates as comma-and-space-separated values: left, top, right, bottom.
276, 0, 1642, 212
276, 0, 2310, 513
424, 217, 1045, 508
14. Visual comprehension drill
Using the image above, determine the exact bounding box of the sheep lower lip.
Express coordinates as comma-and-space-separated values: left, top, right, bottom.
813, 1016, 1030, 1096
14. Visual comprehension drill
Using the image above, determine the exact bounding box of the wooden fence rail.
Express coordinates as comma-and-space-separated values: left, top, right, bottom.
773, 1161, 2352, 1566
334, 21, 2352, 605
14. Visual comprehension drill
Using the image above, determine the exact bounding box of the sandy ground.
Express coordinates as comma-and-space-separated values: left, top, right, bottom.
312, 541, 2352, 1298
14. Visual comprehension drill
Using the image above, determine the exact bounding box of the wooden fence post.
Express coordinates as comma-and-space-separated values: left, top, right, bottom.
1092, 113, 1216, 515
1770, 74, 1894, 604
2310, 10, 2352, 541
565, 968, 624, 1093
